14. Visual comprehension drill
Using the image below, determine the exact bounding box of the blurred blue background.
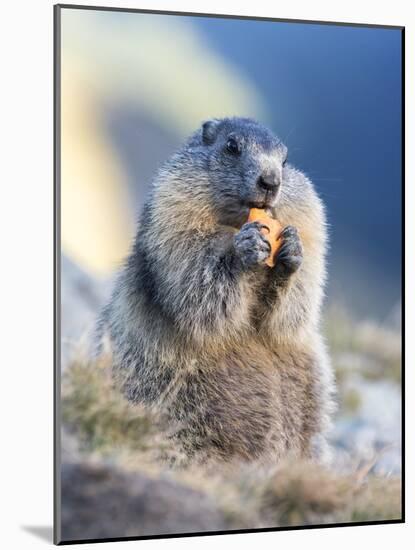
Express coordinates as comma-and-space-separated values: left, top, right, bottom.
61, 9, 402, 322
192, 18, 402, 320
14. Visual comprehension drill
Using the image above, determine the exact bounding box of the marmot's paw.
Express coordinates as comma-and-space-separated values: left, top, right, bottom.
275, 225, 303, 276
234, 221, 271, 269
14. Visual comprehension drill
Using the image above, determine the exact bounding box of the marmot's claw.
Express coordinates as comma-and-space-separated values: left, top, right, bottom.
234, 221, 271, 268
275, 225, 303, 275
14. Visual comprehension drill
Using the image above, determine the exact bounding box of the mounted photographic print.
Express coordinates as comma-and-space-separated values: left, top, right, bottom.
54, 4, 404, 544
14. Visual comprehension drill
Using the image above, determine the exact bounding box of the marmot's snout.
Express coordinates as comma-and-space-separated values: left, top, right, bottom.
256, 170, 281, 193
246, 166, 282, 209
255, 169, 281, 203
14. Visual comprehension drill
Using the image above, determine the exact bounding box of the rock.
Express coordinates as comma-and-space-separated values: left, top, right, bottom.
59, 460, 227, 542
330, 376, 402, 475
61, 255, 110, 369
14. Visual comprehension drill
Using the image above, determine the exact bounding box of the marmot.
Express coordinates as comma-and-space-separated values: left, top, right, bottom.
97, 117, 335, 466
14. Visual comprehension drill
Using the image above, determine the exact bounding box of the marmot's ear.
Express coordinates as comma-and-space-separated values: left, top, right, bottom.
202, 119, 220, 145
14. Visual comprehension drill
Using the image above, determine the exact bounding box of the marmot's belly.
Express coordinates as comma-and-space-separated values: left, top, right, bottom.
167, 346, 319, 463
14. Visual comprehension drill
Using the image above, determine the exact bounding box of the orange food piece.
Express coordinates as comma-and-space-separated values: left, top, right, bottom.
248, 208, 283, 267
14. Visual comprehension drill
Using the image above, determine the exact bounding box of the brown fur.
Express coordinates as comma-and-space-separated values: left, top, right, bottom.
98, 118, 335, 467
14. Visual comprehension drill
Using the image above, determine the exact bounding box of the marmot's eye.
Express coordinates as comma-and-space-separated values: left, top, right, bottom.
226, 137, 240, 155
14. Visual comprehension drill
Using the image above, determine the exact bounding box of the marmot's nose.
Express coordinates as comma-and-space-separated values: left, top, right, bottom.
256, 172, 280, 192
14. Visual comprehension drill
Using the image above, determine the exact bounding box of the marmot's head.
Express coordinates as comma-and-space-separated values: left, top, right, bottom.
185, 117, 288, 226
152, 117, 317, 232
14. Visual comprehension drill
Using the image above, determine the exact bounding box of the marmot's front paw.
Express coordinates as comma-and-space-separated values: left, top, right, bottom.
274, 225, 303, 276
234, 221, 271, 269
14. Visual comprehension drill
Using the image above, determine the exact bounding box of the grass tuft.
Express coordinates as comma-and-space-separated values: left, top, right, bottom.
62, 355, 155, 454
260, 461, 401, 526
61, 345, 401, 530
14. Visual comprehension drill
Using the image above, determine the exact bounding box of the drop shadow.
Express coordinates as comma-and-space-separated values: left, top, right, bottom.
21, 525, 53, 543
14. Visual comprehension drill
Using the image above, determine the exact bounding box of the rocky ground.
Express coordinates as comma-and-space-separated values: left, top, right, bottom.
58, 255, 402, 542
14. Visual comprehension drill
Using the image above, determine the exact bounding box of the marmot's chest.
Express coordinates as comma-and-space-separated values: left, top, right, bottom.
167, 344, 318, 462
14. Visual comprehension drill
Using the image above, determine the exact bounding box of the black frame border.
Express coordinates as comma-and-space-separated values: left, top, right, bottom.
53, 3, 405, 545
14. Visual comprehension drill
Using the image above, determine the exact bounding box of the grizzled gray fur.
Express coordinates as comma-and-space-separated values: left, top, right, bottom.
97, 117, 335, 466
